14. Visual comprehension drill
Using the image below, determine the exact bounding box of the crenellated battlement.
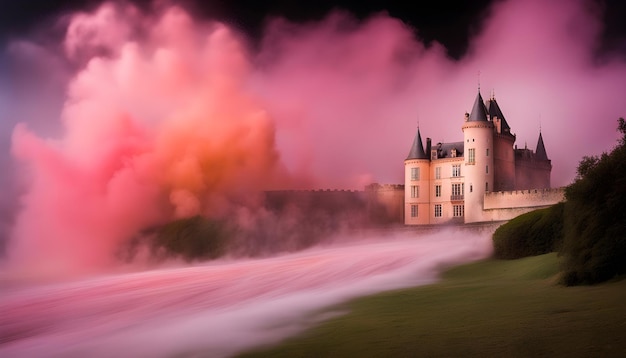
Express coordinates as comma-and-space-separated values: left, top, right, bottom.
484, 187, 565, 210
263, 184, 405, 226
265, 189, 363, 194
365, 183, 405, 191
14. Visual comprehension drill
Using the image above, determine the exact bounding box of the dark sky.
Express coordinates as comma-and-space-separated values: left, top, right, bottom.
2, 0, 624, 60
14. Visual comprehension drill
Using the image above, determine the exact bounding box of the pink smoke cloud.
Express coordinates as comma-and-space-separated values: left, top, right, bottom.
252, 0, 625, 188
8, 3, 292, 276
3, 0, 625, 275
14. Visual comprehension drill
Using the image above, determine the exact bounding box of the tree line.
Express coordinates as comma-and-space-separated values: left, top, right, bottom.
493, 118, 626, 285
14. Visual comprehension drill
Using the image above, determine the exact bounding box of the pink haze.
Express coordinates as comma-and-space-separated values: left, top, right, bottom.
3, 0, 625, 274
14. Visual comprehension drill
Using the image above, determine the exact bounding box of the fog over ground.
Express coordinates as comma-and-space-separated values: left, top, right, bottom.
0, 231, 492, 357
0, 0, 625, 274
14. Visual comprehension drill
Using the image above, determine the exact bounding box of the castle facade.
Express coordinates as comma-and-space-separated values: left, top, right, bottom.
404, 90, 563, 225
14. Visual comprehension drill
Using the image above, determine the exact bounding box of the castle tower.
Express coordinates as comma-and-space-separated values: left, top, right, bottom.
462, 91, 494, 223
487, 94, 516, 191
535, 131, 548, 161
533, 131, 552, 188
513, 130, 552, 190
404, 127, 430, 225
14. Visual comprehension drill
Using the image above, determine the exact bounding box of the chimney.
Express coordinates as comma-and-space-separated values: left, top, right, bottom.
426, 138, 432, 159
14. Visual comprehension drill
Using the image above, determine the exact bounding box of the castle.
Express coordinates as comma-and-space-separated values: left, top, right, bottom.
262, 90, 564, 227
404, 90, 564, 225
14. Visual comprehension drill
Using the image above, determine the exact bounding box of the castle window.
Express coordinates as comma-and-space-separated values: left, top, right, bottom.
411, 205, 418, 217
411, 167, 420, 181
486, 148, 489, 157
470, 184, 473, 193
468, 148, 475, 164
486, 182, 489, 192
453, 205, 465, 217
451, 183, 463, 200
435, 167, 441, 179
452, 164, 461, 177
435, 185, 442, 197
435, 204, 442, 217
411, 185, 419, 198
486, 165, 489, 174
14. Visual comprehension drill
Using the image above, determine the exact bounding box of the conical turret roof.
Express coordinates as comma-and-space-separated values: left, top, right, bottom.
486, 97, 512, 133
535, 132, 548, 160
468, 91, 488, 122
406, 127, 428, 160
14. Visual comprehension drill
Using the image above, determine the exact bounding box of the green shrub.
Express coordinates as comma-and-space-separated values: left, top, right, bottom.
151, 215, 230, 261
492, 202, 564, 259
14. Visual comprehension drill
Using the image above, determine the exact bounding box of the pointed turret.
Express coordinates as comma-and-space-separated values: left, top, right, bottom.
486, 96, 512, 134
406, 127, 428, 160
468, 91, 488, 122
535, 132, 548, 160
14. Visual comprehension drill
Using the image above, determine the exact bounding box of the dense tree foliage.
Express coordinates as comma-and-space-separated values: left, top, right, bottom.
120, 190, 378, 262
493, 118, 626, 286
561, 118, 626, 285
492, 203, 564, 259
150, 215, 230, 261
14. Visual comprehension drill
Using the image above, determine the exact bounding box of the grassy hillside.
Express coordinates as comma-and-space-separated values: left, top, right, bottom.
239, 254, 626, 357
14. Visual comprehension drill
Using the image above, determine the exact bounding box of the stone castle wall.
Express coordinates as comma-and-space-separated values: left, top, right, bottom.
478, 187, 565, 222
366, 184, 405, 224
483, 187, 565, 210
264, 185, 406, 226
264, 186, 563, 227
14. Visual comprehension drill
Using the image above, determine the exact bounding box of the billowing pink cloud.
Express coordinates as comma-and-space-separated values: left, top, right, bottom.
8, 3, 292, 276
3, 0, 625, 275
253, 0, 626, 188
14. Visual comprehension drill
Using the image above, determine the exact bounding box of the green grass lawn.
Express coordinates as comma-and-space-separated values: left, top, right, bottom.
238, 253, 626, 358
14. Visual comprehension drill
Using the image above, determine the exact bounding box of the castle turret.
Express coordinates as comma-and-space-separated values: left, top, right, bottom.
535, 132, 548, 161
533, 131, 551, 188
404, 127, 430, 224
487, 94, 516, 191
462, 91, 494, 223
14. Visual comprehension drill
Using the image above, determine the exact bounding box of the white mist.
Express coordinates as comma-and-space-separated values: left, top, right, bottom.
0, 229, 493, 357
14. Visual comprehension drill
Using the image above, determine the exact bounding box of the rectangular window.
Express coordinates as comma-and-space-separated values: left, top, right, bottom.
435, 185, 441, 197
434, 204, 442, 217
486, 182, 489, 192
411, 185, 419, 198
486, 165, 489, 174
468, 148, 475, 164
486, 148, 489, 157
453, 205, 465, 217
410, 167, 420, 181
452, 164, 461, 177
452, 183, 463, 197
411, 204, 418, 217
435, 167, 441, 179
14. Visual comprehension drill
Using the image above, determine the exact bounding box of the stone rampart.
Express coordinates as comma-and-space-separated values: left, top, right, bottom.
484, 187, 565, 210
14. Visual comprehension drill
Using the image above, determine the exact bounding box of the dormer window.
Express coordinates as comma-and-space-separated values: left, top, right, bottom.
431, 150, 438, 161
451, 149, 457, 158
